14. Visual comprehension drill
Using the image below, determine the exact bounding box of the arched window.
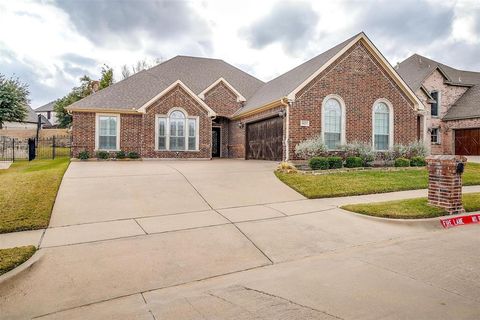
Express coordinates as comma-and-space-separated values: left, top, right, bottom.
156, 109, 198, 151
323, 98, 342, 149
169, 111, 186, 151
373, 102, 391, 150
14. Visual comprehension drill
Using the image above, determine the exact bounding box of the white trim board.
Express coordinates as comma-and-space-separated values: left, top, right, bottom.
138, 80, 217, 117
95, 113, 121, 151
198, 77, 246, 102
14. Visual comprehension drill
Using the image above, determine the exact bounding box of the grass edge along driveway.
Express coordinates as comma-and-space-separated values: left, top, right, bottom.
275, 163, 480, 199
0, 158, 70, 234
341, 192, 480, 219
0, 246, 36, 275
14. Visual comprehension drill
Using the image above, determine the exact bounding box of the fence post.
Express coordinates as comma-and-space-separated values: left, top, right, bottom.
52, 136, 56, 160
12, 139, 15, 162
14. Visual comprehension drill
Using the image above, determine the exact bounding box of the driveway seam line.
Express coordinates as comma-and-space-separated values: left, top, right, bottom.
133, 218, 149, 235
165, 164, 274, 265
37, 228, 47, 248
140, 292, 158, 320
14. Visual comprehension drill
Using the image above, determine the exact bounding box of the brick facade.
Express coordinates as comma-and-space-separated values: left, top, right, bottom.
204, 82, 242, 117
288, 42, 418, 159
418, 70, 470, 155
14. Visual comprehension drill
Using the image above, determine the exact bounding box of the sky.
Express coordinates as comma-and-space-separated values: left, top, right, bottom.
1, 0, 479, 108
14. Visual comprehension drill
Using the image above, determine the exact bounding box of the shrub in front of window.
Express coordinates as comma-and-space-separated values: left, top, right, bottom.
78, 150, 89, 160
308, 157, 329, 170
327, 156, 343, 169
394, 158, 410, 167
345, 156, 363, 168
410, 156, 426, 167
295, 136, 327, 159
127, 151, 140, 159
340, 142, 375, 163
96, 151, 109, 160
392, 142, 427, 159
116, 150, 126, 159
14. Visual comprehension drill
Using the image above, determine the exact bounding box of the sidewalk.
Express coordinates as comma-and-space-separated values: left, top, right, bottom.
2, 185, 480, 250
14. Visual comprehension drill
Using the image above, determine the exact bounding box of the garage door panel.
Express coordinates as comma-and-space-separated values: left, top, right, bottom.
246, 117, 283, 161
455, 129, 480, 155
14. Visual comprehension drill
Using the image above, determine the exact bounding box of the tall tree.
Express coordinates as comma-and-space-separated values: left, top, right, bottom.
0, 74, 30, 128
121, 58, 162, 79
55, 65, 115, 128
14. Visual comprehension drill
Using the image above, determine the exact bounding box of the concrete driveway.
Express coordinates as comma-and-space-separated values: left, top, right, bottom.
1, 160, 480, 319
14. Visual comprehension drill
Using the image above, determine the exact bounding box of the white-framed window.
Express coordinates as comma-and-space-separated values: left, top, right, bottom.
430, 90, 440, 117
372, 99, 394, 151
95, 114, 120, 151
155, 108, 199, 151
321, 95, 345, 150
431, 128, 440, 144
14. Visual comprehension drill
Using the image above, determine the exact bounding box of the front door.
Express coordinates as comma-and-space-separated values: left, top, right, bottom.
212, 127, 221, 157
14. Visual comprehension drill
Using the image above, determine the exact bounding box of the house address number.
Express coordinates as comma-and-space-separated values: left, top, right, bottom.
300, 120, 310, 127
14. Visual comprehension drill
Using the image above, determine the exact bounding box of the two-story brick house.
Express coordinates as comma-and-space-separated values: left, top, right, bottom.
397, 54, 480, 156
67, 32, 424, 160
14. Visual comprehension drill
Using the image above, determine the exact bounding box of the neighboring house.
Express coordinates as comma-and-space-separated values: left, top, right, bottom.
67, 32, 424, 160
35, 101, 59, 126
1, 104, 50, 130
397, 54, 480, 156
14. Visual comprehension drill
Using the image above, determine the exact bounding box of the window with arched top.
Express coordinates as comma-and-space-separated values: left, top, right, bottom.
156, 109, 198, 151
373, 101, 391, 150
323, 98, 342, 149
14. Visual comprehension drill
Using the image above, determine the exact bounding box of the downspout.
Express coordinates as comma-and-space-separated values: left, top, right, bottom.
280, 97, 291, 162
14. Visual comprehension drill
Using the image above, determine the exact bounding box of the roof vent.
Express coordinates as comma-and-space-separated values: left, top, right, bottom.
458, 77, 462, 82
419, 57, 422, 63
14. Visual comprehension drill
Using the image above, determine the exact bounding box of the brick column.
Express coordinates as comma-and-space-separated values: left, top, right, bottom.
426, 155, 467, 215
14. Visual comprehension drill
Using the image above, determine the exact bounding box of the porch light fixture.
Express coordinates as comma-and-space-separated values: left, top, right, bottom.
238, 122, 244, 129
278, 110, 286, 118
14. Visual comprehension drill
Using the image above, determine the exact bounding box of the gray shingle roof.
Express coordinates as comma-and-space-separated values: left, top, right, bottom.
397, 54, 480, 120
68, 56, 264, 111
233, 33, 361, 116
35, 101, 56, 112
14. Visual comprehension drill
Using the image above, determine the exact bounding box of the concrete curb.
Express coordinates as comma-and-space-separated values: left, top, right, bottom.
0, 249, 44, 284
337, 207, 451, 230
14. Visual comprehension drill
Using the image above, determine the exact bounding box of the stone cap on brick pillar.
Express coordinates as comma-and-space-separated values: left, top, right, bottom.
425, 155, 467, 163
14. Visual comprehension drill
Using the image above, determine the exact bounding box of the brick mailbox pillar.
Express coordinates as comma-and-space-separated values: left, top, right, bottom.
426, 155, 467, 215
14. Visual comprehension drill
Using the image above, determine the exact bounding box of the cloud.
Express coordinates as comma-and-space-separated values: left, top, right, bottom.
241, 1, 319, 53
54, 0, 213, 54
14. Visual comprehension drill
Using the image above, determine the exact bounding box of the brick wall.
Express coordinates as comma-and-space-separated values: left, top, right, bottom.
421, 70, 469, 155
72, 111, 95, 157
204, 82, 242, 117
288, 41, 418, 159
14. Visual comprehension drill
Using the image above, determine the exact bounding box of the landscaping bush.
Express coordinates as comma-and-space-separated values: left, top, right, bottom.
328, 156, 343, 169
410, 156, 426, 167
116, 150, 126, 159
276, 162, 297, 174
78, 150, 89, 160
394, 157, 411, 167
393, 142, 428, 159
295, 136, 327, 159
345, 156, 363, 168
308, 157, 329, 170
127, 151, 140, 159
96, 151, 109, 160
340, 142, 375, 163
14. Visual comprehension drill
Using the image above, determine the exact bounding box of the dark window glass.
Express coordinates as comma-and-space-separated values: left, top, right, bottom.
431, 91, 439, 117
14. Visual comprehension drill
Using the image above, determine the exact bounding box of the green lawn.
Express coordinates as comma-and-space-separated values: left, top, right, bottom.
0, 158, 70, 233
0, 246, 36, 275
276, 163, 480, 199
341, 192, 480, 219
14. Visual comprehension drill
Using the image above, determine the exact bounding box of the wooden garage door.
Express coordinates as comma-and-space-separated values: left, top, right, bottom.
455, 128, 480, 155
246, 117, 283, 161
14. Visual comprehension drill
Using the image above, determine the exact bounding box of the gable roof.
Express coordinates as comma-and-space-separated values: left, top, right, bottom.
35, 101, 56, 112
67, 56, 264, 112
397, 54, 480, 120
198, 77, 246, 102
233, 32, 423, 117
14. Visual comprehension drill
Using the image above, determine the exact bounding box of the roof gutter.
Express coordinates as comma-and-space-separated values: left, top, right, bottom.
65, 107, 140, 114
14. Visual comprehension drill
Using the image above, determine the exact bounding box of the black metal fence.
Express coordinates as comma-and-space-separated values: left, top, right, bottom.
0, 135, 72, 161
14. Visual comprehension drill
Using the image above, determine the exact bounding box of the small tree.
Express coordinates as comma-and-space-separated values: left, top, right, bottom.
121, 58, 162, 79
99, 65, 114, 90
0, 74, 29, 128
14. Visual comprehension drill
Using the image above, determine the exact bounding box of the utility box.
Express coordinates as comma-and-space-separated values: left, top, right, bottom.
426, 155, 467, 215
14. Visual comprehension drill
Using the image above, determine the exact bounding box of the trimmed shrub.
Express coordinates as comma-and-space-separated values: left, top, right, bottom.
96, 151, 109, 160
394, 157, 410, 167
309, 157, 329, 170
340, 142, 375, 162
410, 156, 426, 167
276, 162, 297, 174
393, 142, 428, 159
127, 151, 140, 159
116, 150, 126, 159
78, 150, 89, 160
345, 156, 363, 168
328, 156, 343, 169
295, 136, 327, 159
